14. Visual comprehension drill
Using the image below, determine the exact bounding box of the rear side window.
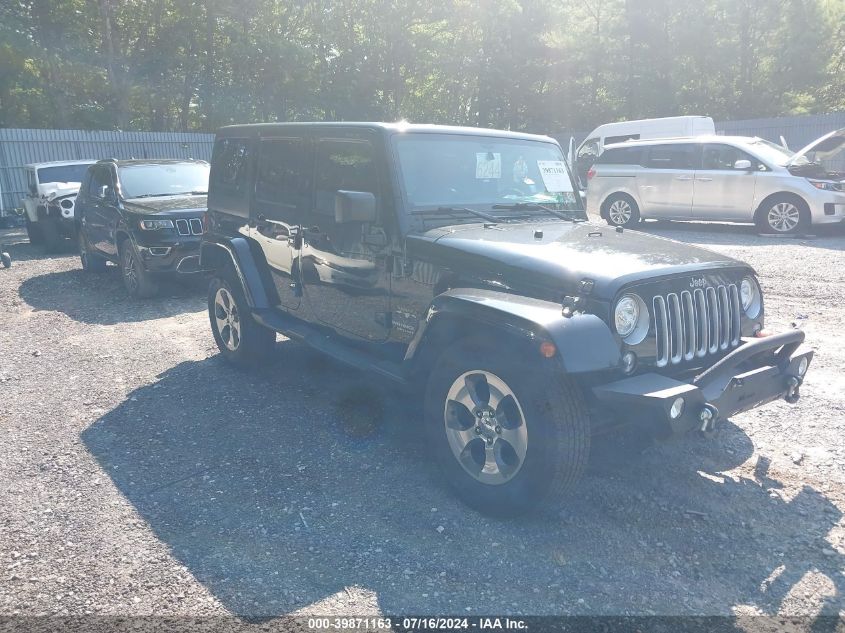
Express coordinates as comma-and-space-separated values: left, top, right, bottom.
597, 147, 643, 165
88, 166, 114, 199
645, 144, 698, 169
255, 138, 313, 216
210, 137, 251, 216
210, 138, 249, 195
605, 134, 640, 145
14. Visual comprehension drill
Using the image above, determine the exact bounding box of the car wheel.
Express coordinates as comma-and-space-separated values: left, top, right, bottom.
757, 196, 809, 235
78, 230, 108, 273
40, 216, 64, 253
25, 216, 43, 246
1, 251, 10, 268
603, 194, 640, 228
208, 274, 276, 367
119, 240, 158, 298
424, 339, 590, 516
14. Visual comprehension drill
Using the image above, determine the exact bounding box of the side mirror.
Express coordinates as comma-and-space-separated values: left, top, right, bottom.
734, 159, 752, 170
335, 190, 376, 223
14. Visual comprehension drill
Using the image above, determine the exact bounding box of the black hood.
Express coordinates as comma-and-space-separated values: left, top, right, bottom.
408, 221, 751, 300
123, 194, 207, 216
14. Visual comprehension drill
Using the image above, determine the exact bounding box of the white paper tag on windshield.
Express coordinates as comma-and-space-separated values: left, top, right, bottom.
476, 153, 501, 179
537, 160, 573, 192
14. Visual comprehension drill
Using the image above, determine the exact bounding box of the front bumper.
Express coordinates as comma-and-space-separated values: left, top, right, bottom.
593, 330, 813, 436
808, 192, 845, 224
134, 236, 207, 274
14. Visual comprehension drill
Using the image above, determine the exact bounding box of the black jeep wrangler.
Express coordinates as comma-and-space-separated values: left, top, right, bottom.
201, 123, 812, 515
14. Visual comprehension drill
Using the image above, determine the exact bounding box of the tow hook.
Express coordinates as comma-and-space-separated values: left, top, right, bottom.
698, 404, 719, 435
785, 376, 802, 404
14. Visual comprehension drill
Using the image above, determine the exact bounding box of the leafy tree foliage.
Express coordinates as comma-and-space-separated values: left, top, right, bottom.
0, 0, 842, 132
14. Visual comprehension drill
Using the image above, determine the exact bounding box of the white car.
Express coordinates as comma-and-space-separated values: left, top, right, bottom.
22, 160, 96, 251
586, 129, 845, 234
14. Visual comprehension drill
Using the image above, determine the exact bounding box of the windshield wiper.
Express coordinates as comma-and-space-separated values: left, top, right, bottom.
411, 206, 503, 223
133, 190, 207, 198
493, 202, 586, 222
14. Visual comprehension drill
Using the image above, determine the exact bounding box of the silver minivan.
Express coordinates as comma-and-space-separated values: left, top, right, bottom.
586, 129, 845, 234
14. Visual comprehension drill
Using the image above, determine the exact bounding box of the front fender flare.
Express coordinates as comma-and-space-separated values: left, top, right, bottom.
406, 288, 622, 374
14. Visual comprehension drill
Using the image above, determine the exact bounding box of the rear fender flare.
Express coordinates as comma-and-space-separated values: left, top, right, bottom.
405, 289, 621, 374
200, 238, 273, 309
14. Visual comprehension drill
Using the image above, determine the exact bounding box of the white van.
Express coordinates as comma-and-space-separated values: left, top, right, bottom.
574, 116, 715, 187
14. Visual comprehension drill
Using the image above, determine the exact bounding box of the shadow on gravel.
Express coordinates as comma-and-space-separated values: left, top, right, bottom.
634, 219, 845, 251
0, 227, 71, 263
18, 268, 205, 324
82, 346, 845, 622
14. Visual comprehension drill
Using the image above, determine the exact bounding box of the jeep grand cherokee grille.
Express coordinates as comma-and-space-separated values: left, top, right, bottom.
653, 285, 741, 367
175, 218, 204, 236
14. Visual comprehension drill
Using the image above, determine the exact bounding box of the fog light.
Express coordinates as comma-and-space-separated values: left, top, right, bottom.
798, 357, 808, 377
621, 351, 637, 374
669, 397, 685, 420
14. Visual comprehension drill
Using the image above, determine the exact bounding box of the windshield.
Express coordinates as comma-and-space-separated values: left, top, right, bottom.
118, 162, 210, 198
37, 164, 91, 184
393, 133, 583, 222
746, 139, 795, 166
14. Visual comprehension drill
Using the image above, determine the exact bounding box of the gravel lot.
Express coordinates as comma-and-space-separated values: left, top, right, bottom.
1, 219, 844, 627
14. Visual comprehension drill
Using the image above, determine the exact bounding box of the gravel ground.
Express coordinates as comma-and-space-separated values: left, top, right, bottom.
0, 219, 844, 628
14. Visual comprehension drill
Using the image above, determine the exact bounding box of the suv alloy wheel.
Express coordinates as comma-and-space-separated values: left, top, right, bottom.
425, 339, 590, 516
119, 240, 159, 298
207, 273, 275, 366
758, 196, 810, 235
603, 194, 640, 228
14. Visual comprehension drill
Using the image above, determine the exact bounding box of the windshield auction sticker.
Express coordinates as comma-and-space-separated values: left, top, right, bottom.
537, 160, 573, 192
476, 152, 502, 179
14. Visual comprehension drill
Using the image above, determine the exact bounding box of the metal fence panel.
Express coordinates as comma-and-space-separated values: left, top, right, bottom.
0, 128, 214, 213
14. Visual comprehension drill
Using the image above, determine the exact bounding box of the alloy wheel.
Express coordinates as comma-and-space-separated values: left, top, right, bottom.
122, 247, 138, 292
767, 202, 800, 233
608, 199, 632, 225
443, 370, 528, 485
214, 287, 241, 351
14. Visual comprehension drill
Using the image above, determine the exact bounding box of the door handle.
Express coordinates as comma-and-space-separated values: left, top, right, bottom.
696, 177, 713, 182
675, 176, 693, 181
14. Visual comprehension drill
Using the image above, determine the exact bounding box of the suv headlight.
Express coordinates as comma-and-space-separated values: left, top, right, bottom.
740, 276, 762, 318
614, 293, 649, 343
808, 179, 842, 192
139, 219, 174, 230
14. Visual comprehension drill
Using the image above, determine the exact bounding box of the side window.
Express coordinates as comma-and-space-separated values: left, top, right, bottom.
597, 147, 642, 165
577, 138, 600, 161
210, 138, 249, 196
605, 134, 640, 145
209, 137, 251, 216
255, 138, 313, 219
314, 139, 377, 217
701, 144, 759, 171
645, 144, 698, 170
88, 167, 114, 199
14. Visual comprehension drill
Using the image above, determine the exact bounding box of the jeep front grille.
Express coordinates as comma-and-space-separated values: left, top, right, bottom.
175, 218, 204, 236
653, 284, 741, 367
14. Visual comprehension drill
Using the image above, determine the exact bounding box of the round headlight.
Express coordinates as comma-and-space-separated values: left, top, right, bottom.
740, 276, 761, 317
614, 294, 640, 338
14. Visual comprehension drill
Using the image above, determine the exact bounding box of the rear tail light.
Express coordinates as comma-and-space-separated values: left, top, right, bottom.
587, 167, 596, 180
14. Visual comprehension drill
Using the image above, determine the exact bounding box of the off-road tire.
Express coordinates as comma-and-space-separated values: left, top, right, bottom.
602, 193, 641, 228
755, 195, 810, 236
119, 240, 159, 298
78, 230, 108, 273
40, 216, 64, 253
25, 216, 43, 246
424, 338, 590, 516
208, 272, 276, 367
